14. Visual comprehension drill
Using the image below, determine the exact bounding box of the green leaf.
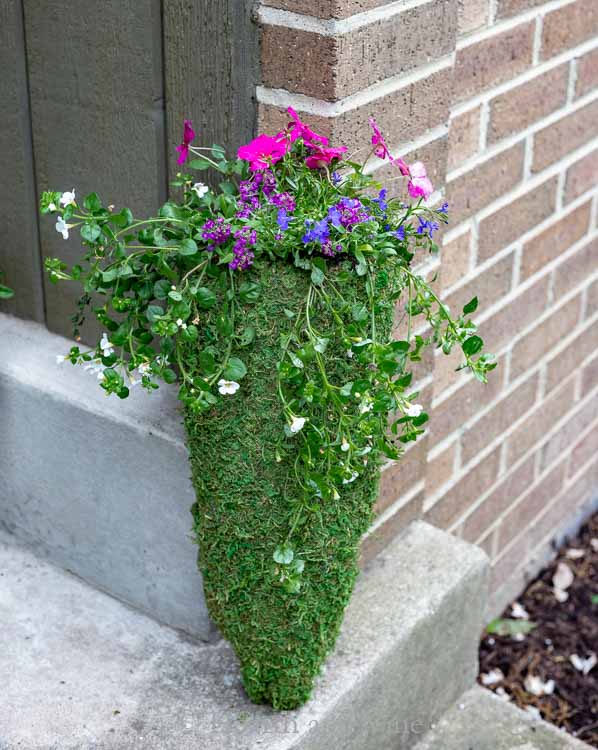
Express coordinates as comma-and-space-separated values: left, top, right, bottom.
223, 357, 247, 381
310, 258, 326, 286
153, 279, 171, 300
463, 296, 479, 315
162, 368, 178, 384
189, 158, 212, 170
80, 223, 101, 242
83, 192, 102, 212
194, 286, 217, 309
239, 282, 261, 304
273, 544, 294, 565
168, 290, 183, 302
462, 335, 484, 356
110, 207, 133, 228
591, 594, 598, 605
199, 350, 216, 375
178, 238, 198, 256
146, 304, 164, 322
239, 326, 255, 347
486, 618, 537, 637
0, 284, 14, 299
351, 303, 368, 322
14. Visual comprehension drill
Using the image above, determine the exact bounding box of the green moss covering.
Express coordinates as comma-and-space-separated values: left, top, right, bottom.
184, 260, 394, 710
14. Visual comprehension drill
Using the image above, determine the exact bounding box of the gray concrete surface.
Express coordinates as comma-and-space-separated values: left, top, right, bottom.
414, 686, 592, 750
0, 521, 488, 750
0, 313, 212, 640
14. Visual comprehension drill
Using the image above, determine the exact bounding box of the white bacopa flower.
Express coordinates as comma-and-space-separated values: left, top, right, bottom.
176, 318, 187, 329
405, 403, 423, 418
192, 182, 209, 199
218, 379, 240, 395
289, 416, 306, 433
55, 216, 73, 240
511, 602, 529, 620
341, 438, 350, 452
480, 668, 504, 686
570, 652, 597, 675
359, 398, 373, 414
524, 674, 555, 696
138, 362, 151, 375
48, 202, 57, 212
346, 349, 354, 359
60, 189, 76, 207
99, 332, 114, 357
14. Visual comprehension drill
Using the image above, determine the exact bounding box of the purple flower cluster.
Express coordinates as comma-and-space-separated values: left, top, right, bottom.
330, 198, 370, 231
201, 217, 232, 250
302, 218, 330, 244
270, 192, 296, 212
416, 216, 439, 238
229, 227, 256, 271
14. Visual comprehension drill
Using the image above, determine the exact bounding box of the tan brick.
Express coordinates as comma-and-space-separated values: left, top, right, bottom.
477, 177, 558, 263
441, 230, 471, 291
505, 376, 575, 465
375, 438, 428, 515
444, 251, 514, 317
448, 106, 481, 171
509, 295, 581, 381
564, 148, 598, 203
432, 345, 469, 397
425, 447, 501, 529
586, 279, 598, 319
581, 354, 598, 396
575, 47, 598, 99
461, 374, 539, 464
488, 65, 569, 144
457, 0, 489, 36
498, 462, 566, 547
532, 99, 598, 173
461, 456, 536, 542
541, 0, 598, 60
261, 0, 457, 101
479, 275, 549, 353
569, 420, 598, 476
258, 66, 452, 155
262, 0, 394, 19
540, 391, 598, 471
453, 22, 534, 104
546, 321, 597, 393
360, 490, 424, 565
476, 528, 496, 559
495, 0, 547, 19
553, 236, 597, 298
520, 200, 591, 281
447, 142, 524, 223
426, 442, 456, 495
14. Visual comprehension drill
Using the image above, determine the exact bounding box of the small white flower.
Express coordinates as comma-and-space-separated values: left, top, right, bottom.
341, 438, 350, 452
138, 362, 151, 375
346, 349, 354, 359
192, 182, 209, 199
359, 397, 373, 414
289, 416, 306, 433
218, 379, 240, 395
524, 674, 555, 696
480, 668, 504, 686
60, 189, 76, 207
570, 652, 597, 675
99, 332, 114, 357
176, 318, 187, 329
55, 215, 73, 240
511, 602, 529, 620
405, 403, 423, 418
342, 471, 359, 485
48, 202, 57, 212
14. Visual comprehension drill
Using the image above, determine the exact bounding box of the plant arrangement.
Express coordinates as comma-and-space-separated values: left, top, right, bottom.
41, 111, 495, 709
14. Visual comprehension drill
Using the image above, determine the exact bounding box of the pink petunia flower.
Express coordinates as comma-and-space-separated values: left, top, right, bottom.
305, 145, 347, 169
369, 117, 392, 160
237, 134, 287, 170
287, 107, 329, 146
407, 161, 434, 200
176, 119, 196, 165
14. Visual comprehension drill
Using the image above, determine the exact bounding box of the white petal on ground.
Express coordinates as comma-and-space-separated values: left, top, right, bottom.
570, 653, 597, 675
494, 687, 511, 702
591, 538, 598, 552
566, 547, 585, 559
480, 668, 504, 686
552, 562, 574, 601
289, 416, 306, 433
524, 674, 555, 696
511, 601, 530, 620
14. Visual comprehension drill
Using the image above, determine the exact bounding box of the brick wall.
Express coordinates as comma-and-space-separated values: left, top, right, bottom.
257, 0, 598, 610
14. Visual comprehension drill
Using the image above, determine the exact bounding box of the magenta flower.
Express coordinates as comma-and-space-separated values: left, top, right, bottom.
287, 107, 328, 146
407, 161, 434, 200
369, 117, 391, 160
176, 119, 196, 165
238, 134, 287, 170
305, 145, 347, 169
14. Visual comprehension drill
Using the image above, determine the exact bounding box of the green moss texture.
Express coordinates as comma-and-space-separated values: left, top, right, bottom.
184, 261, 394, 709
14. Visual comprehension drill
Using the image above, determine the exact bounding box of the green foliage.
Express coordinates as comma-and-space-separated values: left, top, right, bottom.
487, 618, 537, 637
0, 270, 14, 300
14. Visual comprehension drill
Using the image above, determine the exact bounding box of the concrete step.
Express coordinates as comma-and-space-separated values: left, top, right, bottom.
0, 521, 487, 750
0, 312, 211, 639
413, 686, 592, 750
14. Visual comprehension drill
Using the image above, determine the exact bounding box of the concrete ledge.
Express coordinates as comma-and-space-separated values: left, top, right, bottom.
0, 521, 489, 750
0, 313, 212, 639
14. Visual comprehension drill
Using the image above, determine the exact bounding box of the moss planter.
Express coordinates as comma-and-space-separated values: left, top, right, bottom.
184, 260, 394, 709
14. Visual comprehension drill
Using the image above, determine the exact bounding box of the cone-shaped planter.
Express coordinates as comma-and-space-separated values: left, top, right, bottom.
184, 260, 394, 709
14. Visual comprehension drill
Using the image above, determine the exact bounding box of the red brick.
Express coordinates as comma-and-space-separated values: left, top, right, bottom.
458, 0, 489, 36
553, 236, 597, 298
375, 438, 428, 515
488, 65, 569, 143
448, 106, 481, 171
461, 456, 536, 542
425, 447, 501, 529
541, 0, 598, 60
444, 251, 514, 317
498, 462, 566, 547
581, 354, 598, 396
441, 230, 471, 291
261, 0, 457, 101
575, 47, 598, 99
426, 442, 456, 495
564, 148, 598, 203
532, 99, 598, 173
477, 177, 558, 263
520, 201, 591, 281
453, 22, 534, 104
495, 0, 547, 19
447, 143, 524, 223
461, 374, 539, 464
262, 0, 394, 19
509, 295, 581, 381
569, 420, 598, 476
546, 320, 597, 393
360, 490, 424, 565
479, 275, 549, 353
505, 376, 575, 465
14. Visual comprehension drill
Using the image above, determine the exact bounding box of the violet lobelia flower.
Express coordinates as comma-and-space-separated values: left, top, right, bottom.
176, 119, 196, 165
229, 227, 257, 271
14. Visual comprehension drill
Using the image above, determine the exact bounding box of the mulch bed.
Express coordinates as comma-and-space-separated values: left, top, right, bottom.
479, 512, 598, 747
